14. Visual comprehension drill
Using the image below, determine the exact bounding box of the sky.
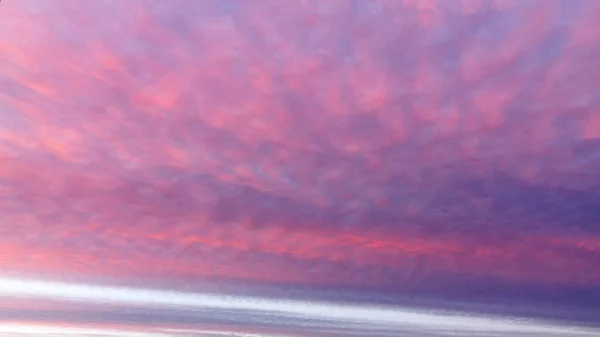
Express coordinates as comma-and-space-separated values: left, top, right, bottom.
0, 0, 599, 336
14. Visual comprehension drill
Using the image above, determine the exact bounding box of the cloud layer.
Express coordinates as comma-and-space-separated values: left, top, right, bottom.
1, 277, 599, 337
0, 0, 599, 334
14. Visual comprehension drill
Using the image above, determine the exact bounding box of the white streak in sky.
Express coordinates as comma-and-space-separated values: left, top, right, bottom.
0, 277, 597, 337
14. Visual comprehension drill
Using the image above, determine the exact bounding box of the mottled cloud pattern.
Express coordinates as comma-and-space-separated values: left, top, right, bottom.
0, 0, 600, 335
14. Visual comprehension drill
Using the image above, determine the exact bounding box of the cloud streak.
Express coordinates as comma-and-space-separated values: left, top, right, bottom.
1, 277, 598, 337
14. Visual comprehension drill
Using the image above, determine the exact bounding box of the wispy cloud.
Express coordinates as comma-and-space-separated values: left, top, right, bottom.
0, 277, 598, 337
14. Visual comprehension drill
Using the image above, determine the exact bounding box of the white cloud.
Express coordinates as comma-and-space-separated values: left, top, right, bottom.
0, 277, 597, 337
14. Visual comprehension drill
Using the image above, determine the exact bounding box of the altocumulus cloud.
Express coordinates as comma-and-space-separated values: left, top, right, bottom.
0, 0, 599, 336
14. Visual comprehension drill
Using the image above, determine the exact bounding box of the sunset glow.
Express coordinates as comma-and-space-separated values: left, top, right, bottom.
0, 0, 599, 336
